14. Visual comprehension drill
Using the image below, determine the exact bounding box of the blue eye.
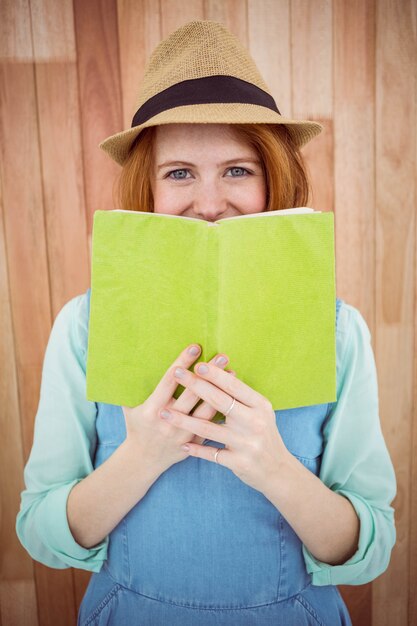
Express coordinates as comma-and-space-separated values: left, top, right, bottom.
227, 167, 249, 177
167, 169, 190, 180
166, 167, 250, 180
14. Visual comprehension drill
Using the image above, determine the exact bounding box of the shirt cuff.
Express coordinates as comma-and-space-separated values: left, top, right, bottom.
302, 489, 376, 586
36, 479, 109, 572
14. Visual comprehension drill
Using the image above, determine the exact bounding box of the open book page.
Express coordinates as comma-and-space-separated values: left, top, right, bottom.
86, 209, 336, 409
217, 212, 336, 408
111, 206, 320, 223
216, 207, 319, 221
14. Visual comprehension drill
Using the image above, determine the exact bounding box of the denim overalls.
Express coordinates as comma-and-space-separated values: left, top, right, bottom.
78, 288, 352, 625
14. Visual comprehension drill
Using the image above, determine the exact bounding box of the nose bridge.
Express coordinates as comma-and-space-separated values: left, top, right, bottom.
194, 175, 226, 219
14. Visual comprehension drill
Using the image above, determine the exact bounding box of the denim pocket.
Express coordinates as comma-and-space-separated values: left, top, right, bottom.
80, 582, 122, 626
295, 584, 352, 626
294, 591, 325, 626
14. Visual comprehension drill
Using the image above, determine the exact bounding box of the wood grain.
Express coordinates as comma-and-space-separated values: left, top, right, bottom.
0, 63, 40, 626
159, 0, 204, 42
0, 7, 44, 626
117, 0, 163, 128
291, 0, 332, 118
206, 0, 248, 45
411, 0, 417, 615
247, 0, 291, 114
292, 0, 333, 214
0, 1, 49, 620
0, 581, 39, 626
0, 0, 32, 60
74, 0, 123, 235
34, 61, 90, 306
333, 0, 376, 318
374, 1, 415, 624
30, 0, 76, 61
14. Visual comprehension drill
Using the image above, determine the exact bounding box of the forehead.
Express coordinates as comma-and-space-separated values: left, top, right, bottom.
153, 123, 251, 153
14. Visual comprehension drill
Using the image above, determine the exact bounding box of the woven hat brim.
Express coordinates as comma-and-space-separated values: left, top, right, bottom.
99, 103, 324, 166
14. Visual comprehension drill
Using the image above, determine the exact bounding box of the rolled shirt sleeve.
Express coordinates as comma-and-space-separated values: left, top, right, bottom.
302, 302, 397, 585
15, 292, 108, 572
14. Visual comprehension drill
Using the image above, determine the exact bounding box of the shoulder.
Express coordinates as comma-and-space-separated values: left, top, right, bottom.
337, 299, 372, 347
49, 290, 90, 360
335, 299, 375, 390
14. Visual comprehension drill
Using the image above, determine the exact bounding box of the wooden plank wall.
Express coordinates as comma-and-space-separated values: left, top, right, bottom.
0, 0, 415, 624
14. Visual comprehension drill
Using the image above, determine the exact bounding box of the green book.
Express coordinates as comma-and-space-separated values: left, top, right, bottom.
86, 208, 336, 412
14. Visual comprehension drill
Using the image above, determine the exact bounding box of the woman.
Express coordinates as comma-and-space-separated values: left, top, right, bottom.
16, 20, 396, 625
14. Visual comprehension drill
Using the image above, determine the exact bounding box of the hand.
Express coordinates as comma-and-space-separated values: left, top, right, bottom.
122, 344, 236, 473
158, 360, 290, 494
161, 354, 237, 447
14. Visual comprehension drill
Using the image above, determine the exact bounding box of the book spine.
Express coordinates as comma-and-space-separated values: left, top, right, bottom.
205, 226, 219, 358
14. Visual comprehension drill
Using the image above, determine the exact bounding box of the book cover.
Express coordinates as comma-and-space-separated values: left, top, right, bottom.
86, 207, 336, 411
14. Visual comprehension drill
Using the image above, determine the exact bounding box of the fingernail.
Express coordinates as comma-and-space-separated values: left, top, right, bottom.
215, 355, 228, 366
161, 409, 172, 419
188, 345, 200, 355
175, 367, 185, 378
197, 364, 209, 374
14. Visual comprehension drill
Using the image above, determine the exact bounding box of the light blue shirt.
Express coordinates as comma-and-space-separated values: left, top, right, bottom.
16, 293, 397, 585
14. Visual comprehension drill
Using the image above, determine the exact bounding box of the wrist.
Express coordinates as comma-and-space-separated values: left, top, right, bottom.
119, 437, 165, 482
261, 449, 298, 502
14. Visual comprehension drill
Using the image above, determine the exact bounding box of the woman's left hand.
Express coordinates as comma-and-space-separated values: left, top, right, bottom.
160, 358, 291, 494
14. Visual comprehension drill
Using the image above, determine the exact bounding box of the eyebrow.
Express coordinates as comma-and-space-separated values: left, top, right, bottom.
157, 157, 261, 170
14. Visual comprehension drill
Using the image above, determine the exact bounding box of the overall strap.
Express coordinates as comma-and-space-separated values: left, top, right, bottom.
335, 296, 343, 331
86, 287, 91, 318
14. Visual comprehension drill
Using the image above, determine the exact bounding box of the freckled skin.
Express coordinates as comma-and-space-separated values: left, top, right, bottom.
151, 123, 267, 222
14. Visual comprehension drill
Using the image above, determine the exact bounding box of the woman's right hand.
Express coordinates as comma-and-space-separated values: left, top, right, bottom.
122, 344, 235, 473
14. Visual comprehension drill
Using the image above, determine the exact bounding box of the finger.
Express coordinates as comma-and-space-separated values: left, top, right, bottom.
173, 353, 229, 445
149, 343, 202, 408
160, 408, 232, 447
182, 442, 231, 467
174, 353, 229, 416
192, 361, 260, 408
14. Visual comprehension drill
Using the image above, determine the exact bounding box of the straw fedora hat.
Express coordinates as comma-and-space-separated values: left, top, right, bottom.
99, 20, 323, 166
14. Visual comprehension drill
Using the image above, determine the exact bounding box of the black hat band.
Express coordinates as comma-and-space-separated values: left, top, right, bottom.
131, 75, 281, 127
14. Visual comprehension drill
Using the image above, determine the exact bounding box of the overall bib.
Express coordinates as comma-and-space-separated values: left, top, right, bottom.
78, 289, 352, 625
